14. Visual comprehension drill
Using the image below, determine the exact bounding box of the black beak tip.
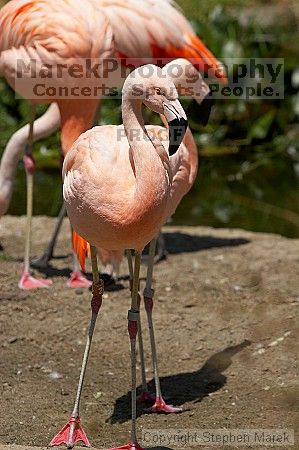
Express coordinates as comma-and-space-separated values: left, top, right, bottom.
188, 96, 215, 127
168, 117, 188, 156
168, 117, 188, 129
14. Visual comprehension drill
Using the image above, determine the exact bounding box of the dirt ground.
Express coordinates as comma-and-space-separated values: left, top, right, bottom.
0, 216, 298, 450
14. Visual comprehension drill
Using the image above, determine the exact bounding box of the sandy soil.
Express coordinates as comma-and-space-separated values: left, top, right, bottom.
0, 216, 298, 450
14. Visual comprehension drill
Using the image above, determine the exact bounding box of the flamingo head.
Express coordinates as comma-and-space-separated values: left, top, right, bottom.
162, 58, 214, 127
123, 64, 188, 155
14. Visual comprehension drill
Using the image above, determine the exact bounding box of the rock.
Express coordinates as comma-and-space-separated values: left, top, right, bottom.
48, 371, 63, 380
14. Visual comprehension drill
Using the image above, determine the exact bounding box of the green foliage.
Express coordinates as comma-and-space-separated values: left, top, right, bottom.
186, 2, 299, 237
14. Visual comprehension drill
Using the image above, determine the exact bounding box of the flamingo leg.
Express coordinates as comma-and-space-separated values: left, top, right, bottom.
144, 238, 182, 414
31, 203, 66, 269
154, 233, 168, 263
19, 105, 52, 290
50, 246, 104, 448
126, 251, 154, 405
31, 204, 91, 288
109, 252, 144, 450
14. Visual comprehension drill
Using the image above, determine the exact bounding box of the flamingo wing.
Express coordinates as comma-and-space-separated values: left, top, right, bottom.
0, 0, 113, 57
98, 0, 225, 79
0, 0, 114, 85
0, 0, 225, 83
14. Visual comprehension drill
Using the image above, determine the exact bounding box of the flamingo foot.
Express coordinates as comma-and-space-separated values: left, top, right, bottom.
49, 416, 91, 448
145, 396, 183, 414
137, 390, 155, 404
108, 443, 144, 450
67, 271, 92, 289
18, 271, 52, 290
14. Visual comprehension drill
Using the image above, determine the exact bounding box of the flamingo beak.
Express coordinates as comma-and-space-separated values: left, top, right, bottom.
164, 100, 188, 156
195, 94, 215, 126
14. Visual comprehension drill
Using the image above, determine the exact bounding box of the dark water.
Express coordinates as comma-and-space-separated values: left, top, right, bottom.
8, 155, 299, 239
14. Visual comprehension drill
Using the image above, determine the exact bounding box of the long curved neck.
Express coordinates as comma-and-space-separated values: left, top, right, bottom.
183, 128, 199, 186
122, 96, 166, 198
0, 130, 25, 215
159, 114, 198, 186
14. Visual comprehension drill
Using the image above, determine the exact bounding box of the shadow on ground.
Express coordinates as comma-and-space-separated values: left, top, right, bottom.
163, 232, 249, 254
142, 231, 250, 262
145, 448, 174, 450
15, 231, 250, 283
108, 340, 251, 424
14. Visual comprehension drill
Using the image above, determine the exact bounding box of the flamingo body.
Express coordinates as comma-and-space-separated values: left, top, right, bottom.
0, 0, 225, 88
64, 124, 187, 252
0, 1, 113, 101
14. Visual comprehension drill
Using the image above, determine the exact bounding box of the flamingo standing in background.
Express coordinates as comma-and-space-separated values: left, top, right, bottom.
0, 0, 226, 289
0, 0, 113, 289
50, 64, 190, 450
135, 58, 212, 405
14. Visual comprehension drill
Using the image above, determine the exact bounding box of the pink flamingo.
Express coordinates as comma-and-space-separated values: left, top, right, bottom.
49, 63, 210, 450
0, 0, 225, 289
69, 61, 211, 412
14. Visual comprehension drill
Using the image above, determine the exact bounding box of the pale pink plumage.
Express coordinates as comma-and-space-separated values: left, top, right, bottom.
63, 122, 172, 252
